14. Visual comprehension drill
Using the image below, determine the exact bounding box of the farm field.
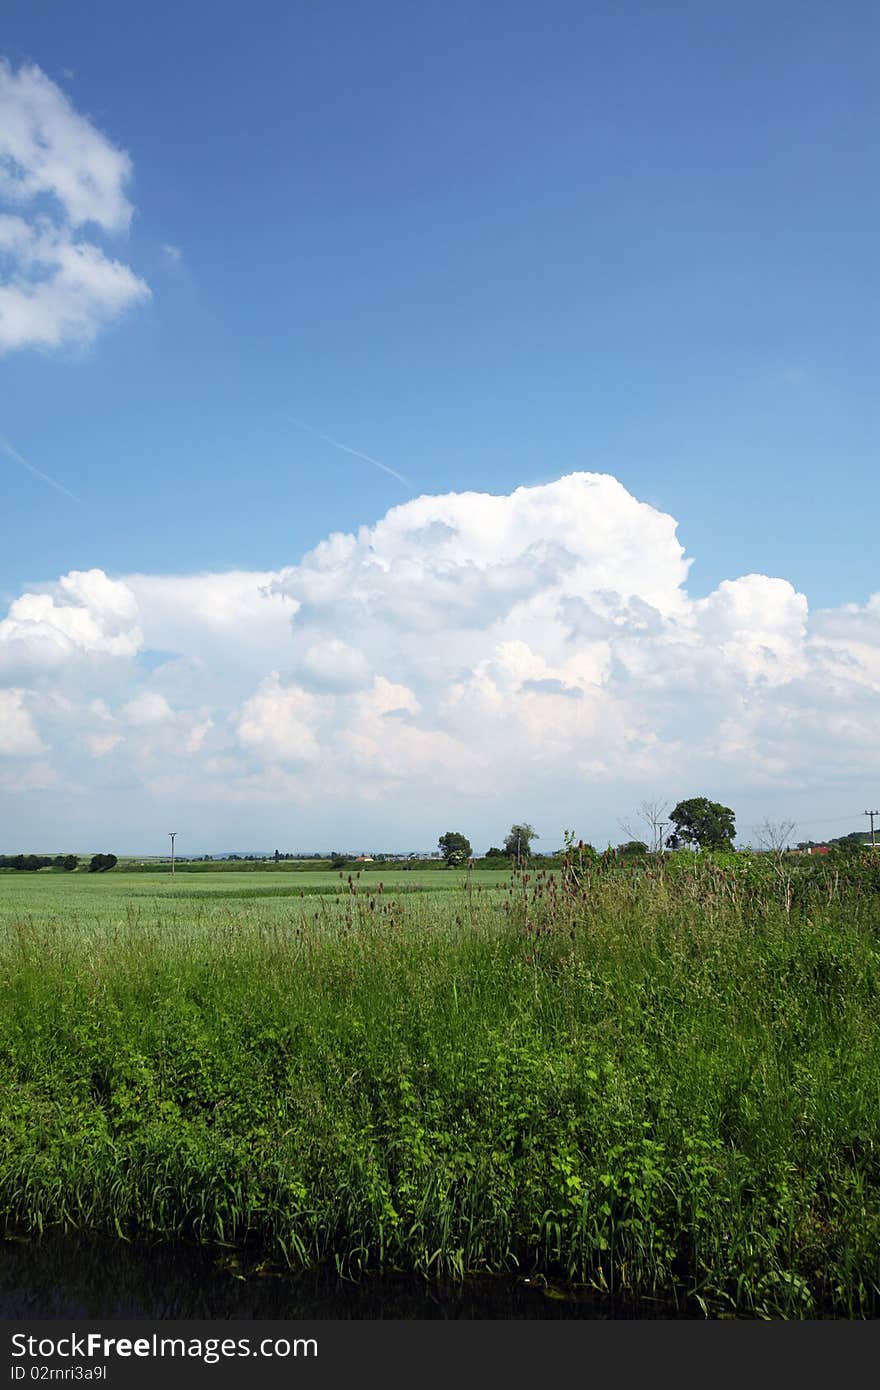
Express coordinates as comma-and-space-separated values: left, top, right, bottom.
3, 856, 880, 1317
0, 867, 512, 930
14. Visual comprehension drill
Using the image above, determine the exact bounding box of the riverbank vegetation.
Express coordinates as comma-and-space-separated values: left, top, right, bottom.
2, 854, 880, 1317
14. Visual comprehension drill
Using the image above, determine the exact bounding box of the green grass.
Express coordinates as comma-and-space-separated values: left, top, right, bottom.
2, 859, 880, 1316
0, 868, 512, 923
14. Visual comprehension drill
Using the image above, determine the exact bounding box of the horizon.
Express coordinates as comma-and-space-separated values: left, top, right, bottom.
2, 818, 875, 859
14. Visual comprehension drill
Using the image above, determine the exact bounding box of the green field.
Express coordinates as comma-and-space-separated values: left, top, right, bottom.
0, 867, 512, 927
2, 856, 880, 1316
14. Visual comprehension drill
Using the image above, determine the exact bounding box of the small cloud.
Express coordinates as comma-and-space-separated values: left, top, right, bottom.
0, 59, 150, 353
161, 243, 183, 265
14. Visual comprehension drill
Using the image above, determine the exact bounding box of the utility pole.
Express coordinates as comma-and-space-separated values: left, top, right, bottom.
657, 822, 667, 854
865, 811, 880, 849
169, 831, 177, 876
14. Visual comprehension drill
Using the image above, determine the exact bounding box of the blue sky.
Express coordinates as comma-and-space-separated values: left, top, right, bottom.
0, 2, 878, 852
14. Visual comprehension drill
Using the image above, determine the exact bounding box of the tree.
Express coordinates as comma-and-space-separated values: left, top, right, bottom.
619, 798, 670, 854
484, 846, 504, 858
438, 831, 472, 867
828, 831, 872, 856
616, 840, 649, 856
503, 824, 538, 862
88, 853, 118, 873
329, 851, 347, 870
754, 818, 796, 861
669, 798, 736, 851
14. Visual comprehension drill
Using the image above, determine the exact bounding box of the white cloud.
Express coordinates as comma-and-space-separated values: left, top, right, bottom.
275, 473, 689, 635
129, 571, 298, 663
86, 732, 123, 757
0, 59, 149, 353
338, 676, 473, 784
297, 638, 371, 692
236, 673, 321, 766
0, 60, 132, 230
0, 472, 878, 848
184, 717, 212, 755
0, 760, 65, 793
123, 692, 174, 726
0, 568, 142, 679
0, 689, 45, 756
0, 214, 150, 351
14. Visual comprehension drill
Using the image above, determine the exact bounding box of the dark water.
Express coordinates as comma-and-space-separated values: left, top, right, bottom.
0, 1238, 684, 1319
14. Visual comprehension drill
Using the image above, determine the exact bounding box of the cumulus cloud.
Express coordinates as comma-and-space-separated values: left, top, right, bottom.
0, 59, 150, 352
0, 472, 877, 848
275, 474, 690, 635
296, 638, 371, 693
0, 689, 45, 756
236, 674, 320, 766
0, 214, 150, 352
0, 568, 142, 679
129, 571, 298, 665
123, 692, 174, 726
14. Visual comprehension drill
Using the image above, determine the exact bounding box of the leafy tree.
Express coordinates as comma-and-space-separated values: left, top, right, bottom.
503, 824, 538, 862
329, 852, 347, 870
88, 853, 118, 873
438, 831, 472, 866
669, 798, 736, 851
616, 840, 649, 856
0, 854, 71, 870
827, 832, 873, 856
484, 846, 504, 858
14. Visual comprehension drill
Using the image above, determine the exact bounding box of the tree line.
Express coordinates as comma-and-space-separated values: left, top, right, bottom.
439, 824, 540, 865
438, 799, 741, 866
0, 854, 79, 872
0, 853, 118, 873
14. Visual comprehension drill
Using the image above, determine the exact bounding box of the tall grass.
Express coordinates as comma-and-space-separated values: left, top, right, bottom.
2, 859, 880, 1316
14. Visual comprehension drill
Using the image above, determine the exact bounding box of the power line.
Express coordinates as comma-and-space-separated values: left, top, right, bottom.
787, 814, 871, 828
